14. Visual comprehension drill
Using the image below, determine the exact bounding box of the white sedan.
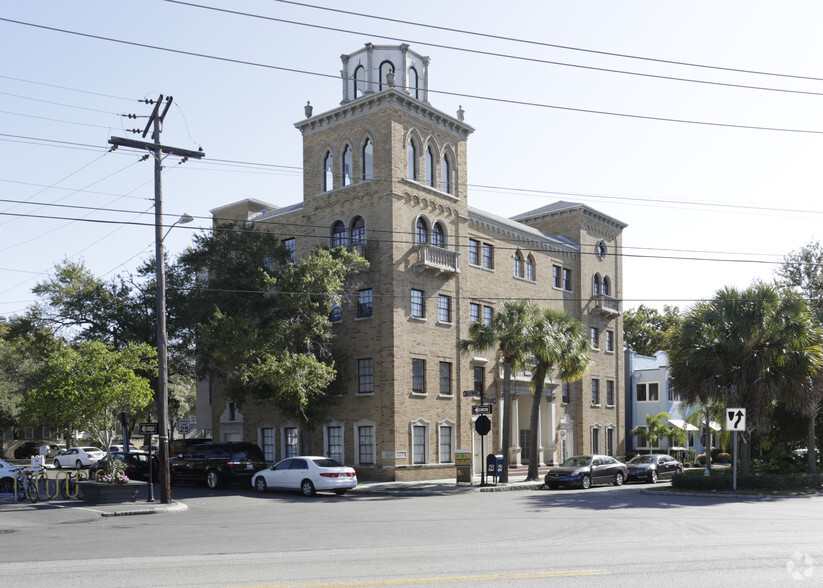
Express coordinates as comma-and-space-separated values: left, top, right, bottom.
0, 458, 20, 493
252, 456, 358, 496
54, 447, 106, 469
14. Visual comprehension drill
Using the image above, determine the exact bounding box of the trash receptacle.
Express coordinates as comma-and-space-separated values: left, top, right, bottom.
486, 454, 503, 483
455, 450, 472, 484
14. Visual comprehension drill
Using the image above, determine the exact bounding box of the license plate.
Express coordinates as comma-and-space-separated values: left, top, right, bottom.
246, 464, 253, 470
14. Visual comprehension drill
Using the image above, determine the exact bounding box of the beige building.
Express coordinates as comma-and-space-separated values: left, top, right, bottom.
198, 43, 627, 481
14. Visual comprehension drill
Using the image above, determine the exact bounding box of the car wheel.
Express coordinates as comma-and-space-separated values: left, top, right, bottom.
676, 467, 684, 475
581, 475, 591, 489
0, 477, 12, 493
334, 489, 348, 496
75, 460, 83, 469
614, 472, 624, 486
301, 479, 316, 497
254, 477, 268, 493
547, 484, 558, 490
650, 470, 658, 484
205, 470, 221, 489
54, 459, 61, 469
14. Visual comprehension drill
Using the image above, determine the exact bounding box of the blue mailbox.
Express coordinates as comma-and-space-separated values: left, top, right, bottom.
486, 454, 503, 481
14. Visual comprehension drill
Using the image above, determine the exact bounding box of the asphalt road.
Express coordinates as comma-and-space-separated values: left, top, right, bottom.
1, 481, 822, 587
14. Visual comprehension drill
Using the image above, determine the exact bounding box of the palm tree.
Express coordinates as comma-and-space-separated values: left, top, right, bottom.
460, 299, 539, 483
668, 284, 823, 475
525, 309, 592, 480
630, 412, 671, 455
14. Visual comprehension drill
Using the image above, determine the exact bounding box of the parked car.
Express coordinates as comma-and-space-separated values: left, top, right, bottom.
13, 441, 50, 459
169, 441, 265, 489
252, 456, 358, 497
0, 458, 20, 493
626, 454, 683, 483
90, 451, 159, 481
544, 455, 628, 489
53, 446, 106, 469
169, 437, 211, 458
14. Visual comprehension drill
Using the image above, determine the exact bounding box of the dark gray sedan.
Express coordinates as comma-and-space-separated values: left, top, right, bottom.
626, 454, 683, 483
544, 455, 628, 489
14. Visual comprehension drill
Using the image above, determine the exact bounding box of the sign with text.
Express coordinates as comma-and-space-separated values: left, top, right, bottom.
138, 422, 158, 435
472, 405, 493, 415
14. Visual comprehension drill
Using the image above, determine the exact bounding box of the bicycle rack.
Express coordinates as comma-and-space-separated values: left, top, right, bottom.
15, 469, 89, 501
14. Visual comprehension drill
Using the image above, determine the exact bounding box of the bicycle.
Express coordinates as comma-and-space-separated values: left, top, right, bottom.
14, 469, 39, 503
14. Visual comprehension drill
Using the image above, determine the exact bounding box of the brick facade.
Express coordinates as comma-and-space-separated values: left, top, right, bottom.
200, 44, 626, 481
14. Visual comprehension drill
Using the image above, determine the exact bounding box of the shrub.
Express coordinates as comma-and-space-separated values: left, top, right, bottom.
717, 452, 731, 464
671, 469, 823, 492
695, 454, 712, 465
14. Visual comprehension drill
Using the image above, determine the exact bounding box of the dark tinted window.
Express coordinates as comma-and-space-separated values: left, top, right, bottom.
289, 459, 309, 470
207, 445, 230, 459
274, 459, 292, 471
183, 445, 208, 459
231, 444, 264, 461
313, 458, 344, 468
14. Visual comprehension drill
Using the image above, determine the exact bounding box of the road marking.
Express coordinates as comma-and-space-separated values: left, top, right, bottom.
247, 569, 610, 587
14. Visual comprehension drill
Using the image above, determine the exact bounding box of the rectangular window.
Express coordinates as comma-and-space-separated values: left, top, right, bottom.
438, 294, 452, 323
282, 237, 296, 263
439, 425, 453, 463
329, 302, 341, 323
606, 428, 615, 457
470, 302, 480, 323
358, 426, 375, 465
357, 358, 374, 394
413, 425, 426, 464
562, 381, 570, 404
285, 427, 298, 458
469, 239, 480, 265
358, 288, 373, 318
636, 427, 648, 450
526, 258, 535, 281
591, 428, 601, 454
473, 365, 485, 393
553, 265, 561, 289
412, 359, 426, 394
606, 380, 615, 406
439, 361, 452, 396
591, 379, 600, 405
327, 426, 343, 462
261, 427, 275, 462
483, 306, 493, 326
590, 326, 599, 349
563, 268, 572, 291
482, 243, 494, 269
606, 330, 614, 352
637, 382, 660, 402
411, 289, 424, 318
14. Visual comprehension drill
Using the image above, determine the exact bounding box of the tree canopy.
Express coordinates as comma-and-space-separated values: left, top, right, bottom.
623, 304, 682, 356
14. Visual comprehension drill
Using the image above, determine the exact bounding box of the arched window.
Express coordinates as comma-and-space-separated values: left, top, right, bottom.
353, 65, 366, 98
416, 217, 429, 244
379, 60, 395, 91
407, 139, 418, 180
603, 276, 611, 296
514, 251, 524, 278
593, 274, 602, 296
323, 151, 334, 192
408, 66, 419, 99
350, 216, 366, 245
425, 146, 435, 187
342, 145, 353, 187
331, 221, 347, 247
432, 222, 445, 248
362, 138, 374, 180
526, 255, 536, 281
441, 153, 452, 194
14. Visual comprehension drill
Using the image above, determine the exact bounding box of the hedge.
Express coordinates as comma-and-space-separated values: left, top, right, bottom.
671, 470, 823, 492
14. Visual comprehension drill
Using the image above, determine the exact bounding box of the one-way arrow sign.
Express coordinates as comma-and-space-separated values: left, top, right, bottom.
725, 408, 746, 431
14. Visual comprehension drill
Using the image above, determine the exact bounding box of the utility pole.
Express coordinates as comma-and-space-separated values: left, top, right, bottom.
108, 95, 204, 504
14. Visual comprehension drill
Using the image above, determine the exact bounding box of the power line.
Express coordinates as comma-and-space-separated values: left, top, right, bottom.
165, 0, 823, 99
269, 0, 823, 84
0, 73, 137, 101
3, 17, 823, 135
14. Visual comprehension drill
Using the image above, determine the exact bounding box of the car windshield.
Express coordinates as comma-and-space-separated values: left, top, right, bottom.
560, 456, 592, 467
313, 458, 344, 468
629, 456, 656, 464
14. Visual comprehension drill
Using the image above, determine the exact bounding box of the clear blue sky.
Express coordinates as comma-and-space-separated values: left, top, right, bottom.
2, 0, 823, 319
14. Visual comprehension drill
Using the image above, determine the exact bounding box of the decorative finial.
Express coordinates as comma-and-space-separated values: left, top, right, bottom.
305, 101, 313, 118
457, 105, 465, 121
386, 71, 396, 88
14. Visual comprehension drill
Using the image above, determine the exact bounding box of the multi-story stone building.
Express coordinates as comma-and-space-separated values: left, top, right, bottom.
198, 43, 627, 481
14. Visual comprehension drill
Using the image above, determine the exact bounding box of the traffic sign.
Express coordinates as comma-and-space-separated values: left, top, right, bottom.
474, 415, 491, 436
726, 408, 746, 431
138, 422, 158, 435
482, 397, 497, 405
462, 390, 481, 397
472, 405, 493, 415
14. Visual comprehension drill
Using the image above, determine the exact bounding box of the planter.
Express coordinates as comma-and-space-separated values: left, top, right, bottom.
78, 481, 140, 505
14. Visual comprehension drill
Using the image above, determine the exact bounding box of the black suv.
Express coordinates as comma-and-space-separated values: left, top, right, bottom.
13, 441, 50, 459
169, 442, 266, 489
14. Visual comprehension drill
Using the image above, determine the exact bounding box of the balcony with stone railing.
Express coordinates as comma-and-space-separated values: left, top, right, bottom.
594, 294, 620, 318
414, 244, 460, 276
